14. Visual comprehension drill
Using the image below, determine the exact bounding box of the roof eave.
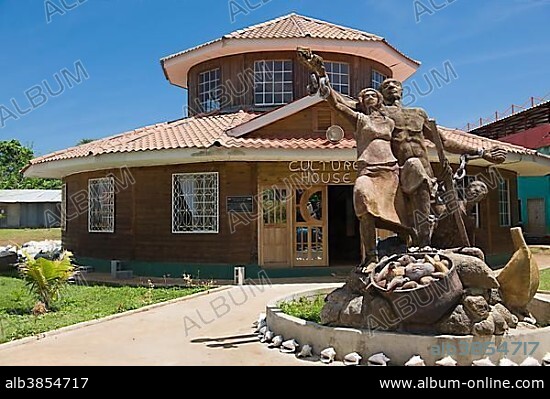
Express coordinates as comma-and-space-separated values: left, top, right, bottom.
24, 145, 550, 180
162, 37, 420, 89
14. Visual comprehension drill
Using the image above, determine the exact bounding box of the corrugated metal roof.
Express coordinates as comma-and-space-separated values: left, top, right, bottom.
0, 190, 61, 203
499, 125, 550, 150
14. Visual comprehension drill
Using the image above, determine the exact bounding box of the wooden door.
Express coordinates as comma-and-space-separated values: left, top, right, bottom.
259, 187, 290, 266
293, 187, 328, 267
527, 198, 545, 236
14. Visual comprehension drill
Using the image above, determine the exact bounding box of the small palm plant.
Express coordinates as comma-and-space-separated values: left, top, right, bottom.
19, 251, 75, 311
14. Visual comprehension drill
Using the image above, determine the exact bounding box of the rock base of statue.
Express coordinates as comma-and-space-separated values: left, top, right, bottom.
321, 243, 540, 336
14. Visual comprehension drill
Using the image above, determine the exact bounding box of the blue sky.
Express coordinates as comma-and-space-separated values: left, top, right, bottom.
0, 0, 548, 156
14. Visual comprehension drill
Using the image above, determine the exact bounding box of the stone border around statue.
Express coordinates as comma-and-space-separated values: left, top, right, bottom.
266, 287, 550, 366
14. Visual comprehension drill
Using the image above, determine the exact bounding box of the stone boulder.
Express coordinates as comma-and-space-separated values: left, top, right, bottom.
463, 295, 491, 322
490, 307, 508, 335
320, 286, 355, 325
493, 303, 518, 328
473, 314, 495, 336
0, 250, 18, 272
444, 252, 499, 289
437, 305, 473, 335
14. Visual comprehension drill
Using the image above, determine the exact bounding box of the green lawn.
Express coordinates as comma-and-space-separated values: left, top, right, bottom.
279, 295, 325, 323
0, 276, 208, 344
0, 228, 61, 247
540, 269, 550, 291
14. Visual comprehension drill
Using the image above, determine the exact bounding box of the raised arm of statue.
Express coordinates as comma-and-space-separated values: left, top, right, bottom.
421, 111, 507, 164
297, 47, 358, 125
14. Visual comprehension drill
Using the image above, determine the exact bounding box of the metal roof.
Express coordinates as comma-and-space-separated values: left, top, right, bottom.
0, 190, 61, 203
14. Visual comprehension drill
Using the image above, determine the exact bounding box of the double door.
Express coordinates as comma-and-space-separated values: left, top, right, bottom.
259, 186, 328, 267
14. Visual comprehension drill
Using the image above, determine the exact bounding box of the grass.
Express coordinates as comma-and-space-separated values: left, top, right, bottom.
278, 271, 550, 323
540, 269, 550, 291
0, 228, 61, 247
279, 295, 325, 323
0, 276, 209, 344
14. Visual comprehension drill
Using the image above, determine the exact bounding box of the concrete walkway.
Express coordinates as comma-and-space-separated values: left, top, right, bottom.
0, 251, 548, 366
534, 253, 550, 270
0, 283, 339, 366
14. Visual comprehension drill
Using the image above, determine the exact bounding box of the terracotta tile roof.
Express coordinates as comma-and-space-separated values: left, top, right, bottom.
29, 111, 261, 165
436, 127, 543, 157
223, 126, 543, 156
29, 108, 546, 169
221, 137, 356, 150
161, 13, 418, 65
224, 13, 381, 41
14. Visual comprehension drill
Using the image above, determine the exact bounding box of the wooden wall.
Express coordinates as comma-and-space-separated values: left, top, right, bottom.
63, 162, 258, 265
430, 164, 520, 254
63, 161, 519, 265
248, 102, 356, 140
187, 51, 393, 115
257, 162, 520, 256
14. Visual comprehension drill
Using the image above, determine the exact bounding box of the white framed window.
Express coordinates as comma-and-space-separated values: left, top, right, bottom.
499, 179, 511, 227
88, 177, 115, 233
457, 176, 481, 228
254, 60, 293, 106
325, 62, 350, 95
198, 68, 221, 112
61, 183, 67, 231
372, 70, 387, 90
172, 172, 219, 233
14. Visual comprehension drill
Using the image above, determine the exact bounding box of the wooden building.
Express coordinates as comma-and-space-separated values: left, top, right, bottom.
469, 100, 550, 242
24, 14, 550, 278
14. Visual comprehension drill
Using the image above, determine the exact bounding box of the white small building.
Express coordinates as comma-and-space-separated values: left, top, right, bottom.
0, 190, 61, 228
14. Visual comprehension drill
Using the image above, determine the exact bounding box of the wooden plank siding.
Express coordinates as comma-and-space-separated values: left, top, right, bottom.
63, 159, 519, 267
247, 102, 357, 140
187, 51, 393, 115
63, 162, 259, 265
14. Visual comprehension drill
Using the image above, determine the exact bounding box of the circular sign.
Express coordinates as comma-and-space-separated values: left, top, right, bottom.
326, 125, 344, 143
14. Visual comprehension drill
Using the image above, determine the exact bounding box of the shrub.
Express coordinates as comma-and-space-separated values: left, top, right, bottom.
19, 251, 75, 310
279, 295, 325, 323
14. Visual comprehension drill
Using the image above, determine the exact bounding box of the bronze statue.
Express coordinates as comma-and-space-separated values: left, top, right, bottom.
379, 79, 507, 247
298, 49, 412, 264
432, 180, 489, 248
298, 52, 540, 339
298, 48, 507, 262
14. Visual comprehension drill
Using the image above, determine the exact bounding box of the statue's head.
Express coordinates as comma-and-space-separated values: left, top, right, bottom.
379, 79, 403, 105
465, 180, 488, 205
358, 88, 384, 112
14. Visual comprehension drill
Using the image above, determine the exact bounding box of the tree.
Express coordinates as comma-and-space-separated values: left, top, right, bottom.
76, 138, 95, 146
0, 140, 62, 189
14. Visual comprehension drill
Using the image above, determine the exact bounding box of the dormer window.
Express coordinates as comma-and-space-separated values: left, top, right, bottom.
254, 60, 293, 106
325, 62, 350, 95
372, 70, 387, 90
198, 68, 221, 112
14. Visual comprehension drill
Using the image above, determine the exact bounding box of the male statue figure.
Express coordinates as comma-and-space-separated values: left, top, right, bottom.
298, 49, 412, 264
379, 79, 507, 247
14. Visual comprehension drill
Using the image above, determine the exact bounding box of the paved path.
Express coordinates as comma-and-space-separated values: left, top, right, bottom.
0, 284, 339, 366
534, 253, 550, 270
0, 252, 548, 366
